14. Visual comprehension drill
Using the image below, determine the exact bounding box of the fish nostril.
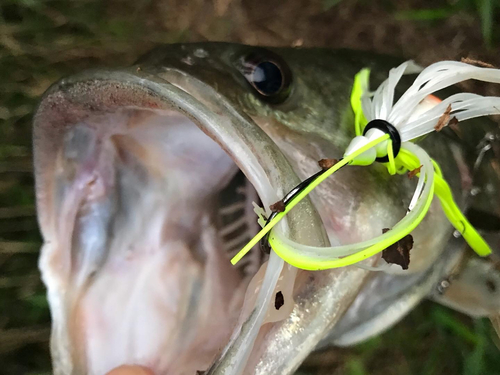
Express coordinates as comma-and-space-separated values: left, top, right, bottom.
486, 278, 497, 293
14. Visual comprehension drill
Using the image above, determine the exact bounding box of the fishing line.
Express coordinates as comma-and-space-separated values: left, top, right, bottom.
232, 60, 498, 270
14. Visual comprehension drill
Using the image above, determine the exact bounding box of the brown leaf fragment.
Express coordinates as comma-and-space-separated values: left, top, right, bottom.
407, 165, 423, 179
449, 117, 463, 139
449, 116, 459, 128
318, 158, 339, 170
270, 200, 285, 213
275, 291, 284, 310
461, 57, 495, 68
434, 104, 452, 132
381, 228, 413, 270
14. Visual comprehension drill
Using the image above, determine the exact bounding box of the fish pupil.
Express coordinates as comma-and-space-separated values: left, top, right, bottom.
251, 61, 283, 96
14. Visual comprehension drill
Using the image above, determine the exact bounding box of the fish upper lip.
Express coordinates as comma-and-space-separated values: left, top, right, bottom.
33, 67, 330, 374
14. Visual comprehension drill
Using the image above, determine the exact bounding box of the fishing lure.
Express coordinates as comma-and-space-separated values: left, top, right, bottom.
232, 60, 500, 271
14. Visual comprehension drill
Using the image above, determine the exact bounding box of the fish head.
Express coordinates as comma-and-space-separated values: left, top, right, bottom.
33, 43, 456, 375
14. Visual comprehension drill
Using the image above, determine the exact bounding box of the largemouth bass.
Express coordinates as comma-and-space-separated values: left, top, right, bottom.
33, 42, 500, 375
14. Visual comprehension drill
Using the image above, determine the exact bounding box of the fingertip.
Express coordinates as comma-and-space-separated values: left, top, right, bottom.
105, 364, 155, 375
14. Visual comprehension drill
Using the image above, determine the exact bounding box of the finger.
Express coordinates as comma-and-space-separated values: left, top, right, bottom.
105, 365, 155, 375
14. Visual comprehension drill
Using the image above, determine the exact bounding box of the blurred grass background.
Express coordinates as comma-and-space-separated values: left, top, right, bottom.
1, 0, 500, 374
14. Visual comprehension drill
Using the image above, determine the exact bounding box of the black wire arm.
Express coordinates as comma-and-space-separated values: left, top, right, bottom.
259, 160, 346, 253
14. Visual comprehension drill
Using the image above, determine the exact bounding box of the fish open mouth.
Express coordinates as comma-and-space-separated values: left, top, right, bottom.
33, 69, 330, 374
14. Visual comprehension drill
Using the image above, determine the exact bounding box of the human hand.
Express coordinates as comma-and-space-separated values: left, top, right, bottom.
105, 365, 155, 375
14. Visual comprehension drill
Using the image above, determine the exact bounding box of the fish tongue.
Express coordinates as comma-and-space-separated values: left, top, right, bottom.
44, 123, 117, 290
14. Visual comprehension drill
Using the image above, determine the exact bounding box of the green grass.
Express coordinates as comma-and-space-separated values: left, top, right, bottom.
394, 0, 499, 47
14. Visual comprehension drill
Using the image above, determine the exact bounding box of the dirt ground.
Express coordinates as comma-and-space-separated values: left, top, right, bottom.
1, 0, 500, 374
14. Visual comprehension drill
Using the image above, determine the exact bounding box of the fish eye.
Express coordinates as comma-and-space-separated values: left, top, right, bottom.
240, 52, 292, 104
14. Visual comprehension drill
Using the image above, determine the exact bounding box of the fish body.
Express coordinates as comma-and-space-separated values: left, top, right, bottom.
33, 43, 500, 374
